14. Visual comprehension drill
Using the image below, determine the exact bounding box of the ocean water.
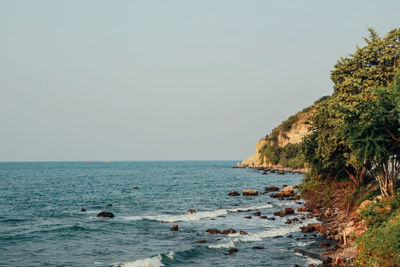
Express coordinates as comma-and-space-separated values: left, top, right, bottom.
0, 161, 324, 267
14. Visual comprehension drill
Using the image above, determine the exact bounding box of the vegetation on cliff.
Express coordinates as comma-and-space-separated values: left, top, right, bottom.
300, 28, 400, 266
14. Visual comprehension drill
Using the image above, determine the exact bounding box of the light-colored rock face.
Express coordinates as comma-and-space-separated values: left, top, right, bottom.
238, 109, 312, 168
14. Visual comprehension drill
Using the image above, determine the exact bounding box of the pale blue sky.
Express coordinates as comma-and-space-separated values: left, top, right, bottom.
0, 0, 399, 161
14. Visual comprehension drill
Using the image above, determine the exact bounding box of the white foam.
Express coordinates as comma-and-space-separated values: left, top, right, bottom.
208, 241, 235, 249
294, 253, 323, 266
227, 204, 273, 212
119, 255, 164, 267
121, 204, 272, 223
208, 225, 300, 249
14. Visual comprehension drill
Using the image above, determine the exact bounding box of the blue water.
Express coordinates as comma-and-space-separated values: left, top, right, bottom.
0, 161, 323, 267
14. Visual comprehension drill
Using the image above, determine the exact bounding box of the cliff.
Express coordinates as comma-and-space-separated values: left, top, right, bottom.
237, 107, 313, 168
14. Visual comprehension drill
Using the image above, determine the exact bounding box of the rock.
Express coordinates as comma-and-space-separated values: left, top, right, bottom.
265, 185, 279, 192
197, 240, 207, 243
96, 211, 114, 218
274, 208, 294, 217
312, 209, 319, 214
253, 211, 261, 216
227, 248, 238, 255
267, 217, 276, 221
260, 216, 268, 219
251, 246, 264, 249
244, 216, 252, 219
170, 225, 179, 231
357, 199, 374, 214
278, 170, 285, 175
293, 184, 300, 189
221, 228, 236, 235
242, 189, 258, 196
185, 209, 196, 214
285, 208, 295, 214
285, 219, 292, 224
297, 206, 309, 212
279, 186, 294, 197
270, 193, 279, 198
300, 223, 322, 233
306, 213, 313, 219
106, 204, 113, 207
228, 190, 240, 196
206, 228, 220, 234
292, 217, 299, 222
132, 186, 139, 189
80, 208, 86, 212
282, 184, 288, 187
239, 230, 248, 235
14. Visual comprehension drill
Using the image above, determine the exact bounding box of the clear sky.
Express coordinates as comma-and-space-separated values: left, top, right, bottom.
0, 0, 399, 161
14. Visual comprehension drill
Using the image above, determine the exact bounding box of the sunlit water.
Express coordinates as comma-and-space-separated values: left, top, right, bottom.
0, 161, 324, 266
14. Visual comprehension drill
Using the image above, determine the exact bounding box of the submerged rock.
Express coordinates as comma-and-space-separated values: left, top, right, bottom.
242, 189, 259, 196
132, 186, 139, 189
228, 190, 240, 196
96, 211, 114, 218
80, 208, 86, 212
265, 185, 279, 192
253, 211, 261, 216
221, 228, 236, 235
227, 248, 238, 255
206, 228, 220, 234
197, 240, 207, 243
252, 246, 264, 250
170, 225, 179, 231
106, 204, 113, 207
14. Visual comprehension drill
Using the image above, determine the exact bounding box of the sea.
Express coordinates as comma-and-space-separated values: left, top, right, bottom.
0, 161, 324, 267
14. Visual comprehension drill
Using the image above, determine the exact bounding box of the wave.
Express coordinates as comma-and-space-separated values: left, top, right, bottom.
208, 241, 235, 249
119, 255, 164, 267
208, 225, 300, 249
117, 251, 174, 267
120, 204, 272, 223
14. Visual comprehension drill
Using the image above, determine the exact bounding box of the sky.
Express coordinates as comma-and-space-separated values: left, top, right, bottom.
0, 0, 399, 161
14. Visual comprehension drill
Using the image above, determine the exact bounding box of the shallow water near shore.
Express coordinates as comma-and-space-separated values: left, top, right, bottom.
0, 161, 324, 266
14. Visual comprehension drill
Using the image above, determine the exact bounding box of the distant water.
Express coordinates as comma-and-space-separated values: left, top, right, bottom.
0, 161, 323, 267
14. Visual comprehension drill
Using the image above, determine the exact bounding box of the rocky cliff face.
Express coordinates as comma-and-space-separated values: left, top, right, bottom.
237, 108, 313, 168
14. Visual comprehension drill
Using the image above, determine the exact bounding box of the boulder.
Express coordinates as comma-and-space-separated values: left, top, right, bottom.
197, 240, 207, 243
252, 246, 264, 249
106, 204, 113, 207
185, 209, 196, 214
285, 208, 295, 214
265, 185, 279, 192
285, 219, 292, 224
239, 230, 248, 235
206, 228, 220, 234
279, 186, 294, 197
278, 170, 285, 175
260, 216, 268, 219
96, 211, 114, 218
253, 211, 261, 216
274, 209, 289, 217
242, 189, 258, 196
228, 190, 240, 196
80, 208, 86, 212
132, 186, 139, 189
244, 216, 252, 219
282, 184, 288, 187
170, 225, 179, 231
221, 228, 236, 235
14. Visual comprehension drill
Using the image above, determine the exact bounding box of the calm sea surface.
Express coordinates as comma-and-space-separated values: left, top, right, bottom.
0, 161, 323, 266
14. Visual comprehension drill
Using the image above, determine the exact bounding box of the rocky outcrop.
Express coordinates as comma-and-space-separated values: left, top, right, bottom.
235, 108, 313, 168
